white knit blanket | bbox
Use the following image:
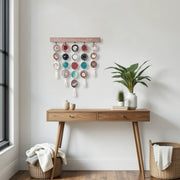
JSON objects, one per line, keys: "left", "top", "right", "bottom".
{"left": 26, "top": 143, "right": 67, "bottom": 172}
{"left": 153, "top": 144, "right": 173, "bottom": 170}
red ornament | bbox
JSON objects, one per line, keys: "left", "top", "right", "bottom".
{"left": 82, "top": 44, "right": 88, "bottom": 52}
{"left": 71, "top": 62, "right": 78, "bottom": 70}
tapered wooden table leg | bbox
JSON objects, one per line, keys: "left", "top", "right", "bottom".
{"left": 51, "top": 122, "right": 65, "bottom": 179}
{"left": 132, "top": 122, "right": 145, "bottom": 179}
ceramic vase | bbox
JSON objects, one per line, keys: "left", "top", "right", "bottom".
{"left": 118, "top": 101, "right": 124, "bottom": 107}
{"left": 126, "top": 93, "right": 137, "bottom": 110}
{"left": 63, "top": 100, "right": 69, "bottom": 110}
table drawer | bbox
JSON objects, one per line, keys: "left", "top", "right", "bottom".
{"left": 98, "top": 112, "right": 150, "bottom": 121}
{"left": 47, "top": 112, "right": 97, "bottom": 121}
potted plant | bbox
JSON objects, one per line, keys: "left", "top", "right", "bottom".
{"left": 118, "top": 91, "right": 124, "bottom": 106}
{"left": 106, "top": 61, "right": 151, "bottom": 109}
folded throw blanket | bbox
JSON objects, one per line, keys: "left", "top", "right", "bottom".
{"left": 153, "top": 144, "right": 173, "bottom": 170}
{"left": 26, "top": 143, "right": 67, "bottom": 172}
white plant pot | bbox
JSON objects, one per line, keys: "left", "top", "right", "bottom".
{"left": 126, "top": 93, "right": 137, "bottom": 110}
{"left": 118, "top": 101, "right": 124, "bottom": 107}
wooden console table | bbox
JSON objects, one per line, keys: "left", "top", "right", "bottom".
{"left": 46, "top": 109, "right": 150, "bottom": 179}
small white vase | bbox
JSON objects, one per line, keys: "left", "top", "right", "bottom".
{"left": 62, "top": 100, "right": 70, "bottom": 110}
{"left": 126, "top": 93, "right": 137, "bottom": 110}
{"left": 118, "top": 101, "right": 124, "bottom": 107}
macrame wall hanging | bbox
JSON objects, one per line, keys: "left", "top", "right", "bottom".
{"left": 50, "top": 37, "right": 101, "bottom": 97}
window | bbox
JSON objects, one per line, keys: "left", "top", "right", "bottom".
{"left": 0, "top": 0, "right": 9, "bottom": 150}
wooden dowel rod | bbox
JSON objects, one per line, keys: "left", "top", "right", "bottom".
{"left": 50, "top": 37, "right": 101, "bottom": 43}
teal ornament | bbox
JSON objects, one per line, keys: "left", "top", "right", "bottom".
{"left": 62, "top": 62, "right": 69, "bottom": 69}
{"left": 71, "top": 71, "right": 78, "bottom": 79}
{"left": 81, "top": 62, "right": 87, "bottom": 69}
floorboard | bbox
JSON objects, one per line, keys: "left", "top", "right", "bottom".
{"left": 10, "top": 170, "right": 177, "bottom": 180}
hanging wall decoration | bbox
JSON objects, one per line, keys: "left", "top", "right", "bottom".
{"left": 62, "top": 43, "right": 69, "bottom": 52}
{"left": 72, "top": 44, "right": 79, "bottom": 52}
{"left": 72, "top": 54, "right": 78, "bottom": 61}
{"left": 53, "top": 62, "right": 60, "bottom": 79}
{"left": 62, "top": 53, "right": 69, "bottom": 60}
{"left": 71, "top": 79, "right": 78, "bottom": 97}
{"left": 50, "top": 37, "right": 101, "bottom": 97}
{"left": 62, "top": 69, "right": 70, "bottom": 87}
{"left": 91, "top": 61, "right": 97, "bottom": 77}
{"left": 80, "top": 70, "right": 88, "bottom": 88}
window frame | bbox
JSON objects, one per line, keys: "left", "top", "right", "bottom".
{"left": 0, "top": 0, "right": 9, "bottom": 150}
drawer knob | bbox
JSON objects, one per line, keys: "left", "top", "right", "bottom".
{"left": 69, "top": 115, "right": 74, "bottom": 118}
{"left": 122, "top": 115, "right": 126, "bottom": 119}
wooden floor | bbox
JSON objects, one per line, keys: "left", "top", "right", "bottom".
{"left": 10, "top": 170, "right": 170, "bottom": 180}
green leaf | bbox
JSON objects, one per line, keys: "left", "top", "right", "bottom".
{"left": 136, "top": 65, "right": 150, "bottom": 78}
{"left": 114, "top": 63, "right": 127, "bottom": 71}
{"left": 111, "top": 72, "right": 121, "bottom": 74}
{"left": 106, "top": 67, "right": 124, "bottom": 72}
{"left": 139, "top": 81, "right": 148, "bottom": 87}
{"left": 112, "top": 75, "right": 122, "bottom": 78}
{"left": 137, "top": 76, "right": 151, "bottom": 81}
{"left": 127, "top": 63, "right": 138, "bottom": 72}
{"left": 136, "top": 61, "right": 149, "bottom": 73}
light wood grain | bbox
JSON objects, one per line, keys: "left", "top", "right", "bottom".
{"left": 47, "top": 109, "right": 149, "bottom": 113}
{"left": 10, "top": 170, "right": 172, "bottom": 180}
{"left": 51, "top": 122, "right": 65, "bottom": 179}
{"left": 47, "top": 112, "right": 97, "bottom": 122}
{"left": 98, "top": 112, "right": 149, "bottom": 121}
{"left": 47, "top": 109, "right": 150, "bottom": 122}
{"left": 50, "top": 37, "right": 101, "bottom": 43}
{"left": 133, "top": 122, "right": 145, "bottom": 178}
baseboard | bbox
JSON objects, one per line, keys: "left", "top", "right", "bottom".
{"left": 0, "top": 159, "right": 19, "bottom": 180}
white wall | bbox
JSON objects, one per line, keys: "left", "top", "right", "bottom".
{"left": 0, "top": 0, "right": 19, "bottom": 179}
{"left": 19, "top": 0, "right": 180, "bottom": 170}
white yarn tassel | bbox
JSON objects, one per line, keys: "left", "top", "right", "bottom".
{"left": 83, "top": 79, "right": 87, "bottom": 88}
{"left": 64, "top": 79, "right": 68, "bottom": 87}
{"left": 73, "top": 88, "right": 77, "bottom": 97}
{"left": 92, "top": 68, "right": 96, "bottom": 77}
{"left": 55, "top": 70, "right": 59, "bottom": 79}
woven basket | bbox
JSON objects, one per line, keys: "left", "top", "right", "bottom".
{"left": 150, "top": 140, "right": 180, "bottom": 179}
{"left": 27, "top": 158, "right": 62, "bottom": 179}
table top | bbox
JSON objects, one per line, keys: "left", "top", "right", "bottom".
{"left": 47, "top": 109, "right": 149, "bottom": 113}
{"left": 46, "top": 109, "right": 150, "bottom": 122}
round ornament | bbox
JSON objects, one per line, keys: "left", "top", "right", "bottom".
{"left": 72, "top": 44, "right": 79, "bottom": 52}
{"left": 71, "top": 79, "right": 78, "bottom": 88}
{"left": 53, "top": 52, "right": 60, "bottom": 60}
{"left": 71, "top": 62, "right": 78, "bottom": 70}
{"left": 62, "top": 53, "right": 69, "bottom": 60}
{"left": 81, "top": 53, "right": 88, "bottom": 61}
{"left": 62, "top": 43, "right": 69, "bottom": 52}
{"left": 80, "top": 70, "right": 88, "bottom": 78}
{"left": 61, "top": 69, "right": 70, "bottom": 78}
{"left": 53, "top": 44, "right": 60, "bottom": 52}
{"left": 53, "top": 61, "right": 60, "bottom": 70}
{"left": 72, "top": 54, "right": 78, "bottom": 61}
{"left": 90, "top": 52, "right": 97, "bottom": 59}
{"left": 91, "top": 44, "right": 98, "bottom": 51}
{"left": 81, "top": 62, "right": 87, "bottom": 69}
{"left": 71, "top": 71, "right": 78, "bottom": 78}
{"left": 91, "top": 61, "right": 97, "bottom": 68}
{"left": 62, "top": 62, "right": 69, "bottom": 69}
{"left": 82, "top": 44, "right": 88, "bottom": 52}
